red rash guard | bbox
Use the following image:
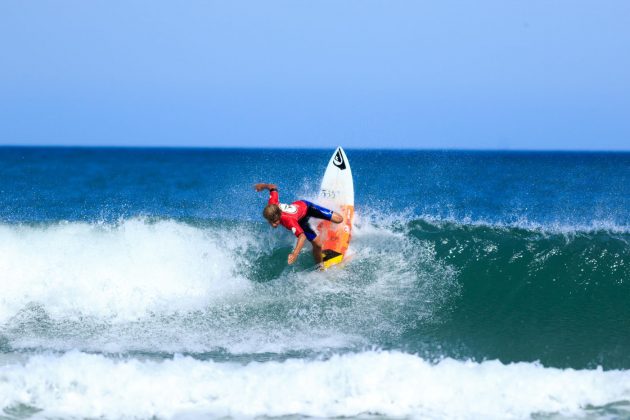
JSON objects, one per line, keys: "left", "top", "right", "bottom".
{"left": 268, "top": 189, "right": 308, "bottom": 237}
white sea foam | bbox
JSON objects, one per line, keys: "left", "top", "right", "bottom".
{"left": 0, "top": 218, "right": 456, "bottom": 355}
{"left": 0, "top": 219, "right": 251, "bottom": 323}
{"left": 415, "top": 213, "right": 630, "bottom": 235}
{"left": 356, "top": 206, "right": 630, "bottom": 235}
{"left": 0, "top": 350, "right": 629, "bottom": 419}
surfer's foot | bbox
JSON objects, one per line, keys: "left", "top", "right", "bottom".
{"left": 331, "top": 212, "right": 343, "bottom": 224}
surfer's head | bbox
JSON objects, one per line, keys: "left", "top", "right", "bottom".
{"left": 263, "top": 204, "right": 282, "bottom": 227}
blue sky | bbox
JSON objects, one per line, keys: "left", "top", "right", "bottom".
{"left": 1, "top": 1, "right": 629, "bottom": 150}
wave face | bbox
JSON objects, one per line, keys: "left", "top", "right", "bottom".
{"left": 406, "top": 219, "right": 630, "bottom": 368}
{"left": 1, "top": 217, "right": 629, "bottom": 370}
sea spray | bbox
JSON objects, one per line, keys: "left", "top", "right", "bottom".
{"left": 0, "top": 217, "right": 458, "bottom": 355}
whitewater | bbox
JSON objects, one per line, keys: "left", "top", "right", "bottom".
{"left": 2, "top": 350, "right": 630, "bottom": 419}
{"left": 1, "top": 148, "right": 629, "bottom": 419}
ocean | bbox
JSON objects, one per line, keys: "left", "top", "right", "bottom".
{"left": 0, "top": 147, "right": 629, "bottom": 419}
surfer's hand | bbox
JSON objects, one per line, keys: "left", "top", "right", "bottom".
{"left": 288, "top": 252, "right": 297, "bottom": 265}
{"left": 254, "top": 183, "right": 277, "bottom": 192}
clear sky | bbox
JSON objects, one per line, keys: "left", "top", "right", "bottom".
{"left": 1, "top": 1, "right": 629, "bottom": 150}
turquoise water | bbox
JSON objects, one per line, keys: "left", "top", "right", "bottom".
{"left": 0, "top": 147, "right": 629, "bottom": 418}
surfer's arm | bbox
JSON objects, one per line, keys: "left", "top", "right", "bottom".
{"left": 255, "top": 183, "right": 280, "bottom": 205}
{"left": 254, "top": 183, "right": 278, "bottom": 192}
{"left": 288, "top": 233, "right": 307, "bottom": 265}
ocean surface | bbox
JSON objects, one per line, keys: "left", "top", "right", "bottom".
{"left": 0, "top": 147, "right": 629, "bottom": 419}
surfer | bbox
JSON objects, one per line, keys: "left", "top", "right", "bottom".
{"left": 254, "top": 183, "right": 343, "bottom": 265}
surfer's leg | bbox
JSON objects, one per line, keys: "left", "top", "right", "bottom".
{"left": 311, "top": 236, "right": 323, "bottom": 264}
{"left": 298, "top": 217, "right": 317, "bottom": 241}
{"left": 303, "top": 201, "right": 343, "bottom": 223}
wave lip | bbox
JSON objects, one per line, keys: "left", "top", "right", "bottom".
{"left": 1, "top": 351, "right": 630, "bottom": 419}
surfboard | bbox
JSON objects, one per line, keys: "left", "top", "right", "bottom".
{"left": 317, "top": 147, "right": 354, "bottom": 269}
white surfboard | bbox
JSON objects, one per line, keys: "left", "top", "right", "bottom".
{"left": 317, "top": 147, "right": 354, "bottom": 269}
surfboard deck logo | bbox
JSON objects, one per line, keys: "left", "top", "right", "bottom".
{"left": 317, "top": 147, "right": 354, "bottom": 269}
{"left": 333, "top": 150, "right": 346, "bottom": 170}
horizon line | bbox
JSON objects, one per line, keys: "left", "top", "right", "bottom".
{"left": 1, "top": 144, "right": 629, "bottom": 153}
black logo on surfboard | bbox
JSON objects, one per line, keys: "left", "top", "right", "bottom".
{"left": 333, "top": 149, "right": 346, "bottom": 170}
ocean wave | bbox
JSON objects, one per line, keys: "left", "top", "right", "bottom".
{"left": 0, "top": 219, "right": 252, "bottom": 323}
{"left": 354, "top": 208, "right": 630, "bottom": 235}
{"left": 1, "top": 217, "right": 628, "bottom": 367}
{"left": 1, "top": 350, "right": 629, "bottom": 419}
{"left": 0, "top": 218, "right": 458, "bottom": 355}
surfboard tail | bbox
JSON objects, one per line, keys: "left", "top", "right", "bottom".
{"left": 321, "top": 249, "right": 344, "bottom": 269}
{"left": 318, "top": 205, "right": 354, "bottom": 269}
